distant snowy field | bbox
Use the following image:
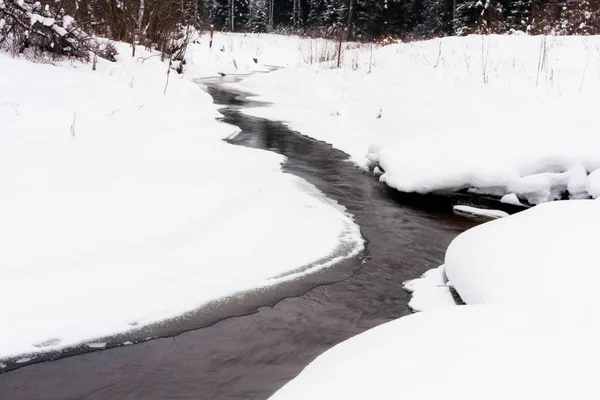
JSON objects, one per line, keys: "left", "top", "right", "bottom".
{"left": 234, "top": 34, "right": 600, "bottom": 205}
{"left": 0, "top": 40, "right": 363, "bottom": 360}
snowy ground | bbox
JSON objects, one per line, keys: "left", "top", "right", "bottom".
{"left": 273, "top": 198, "right": 600, "bottom": 399}
{"left": 269, "top": 305, "right": 600, "bottom": 399}
{"left": 232, "top": 34, "right": 600, "bottom": 205}
{"left": 0, "top": 41, "right": 363, "bottom": 360}
{"left": 183, "top": 32, "right": 344, "bottom": 78}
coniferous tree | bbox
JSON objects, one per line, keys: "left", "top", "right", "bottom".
{"left": 248, "top": 0, "right": 270, "bottom": 31}
{"left": 506, "top": 0, "right": 532, "bottom": 31}
{"left": 210, "top": 0, "right": 229, "bottom": 28}
{"left": 418, "top": 0, "right": 453, "bottom": 36}
{"left": 454, "top": 0, "right": 483, "bottom": 33}
{"left": 355, "top": 0, "right": 386, "bottom": 37}
{"left": 566, "top": 0, "right": 600, "bottom": 34}
{"left": 308, "top": 0, "right": 328, "bottom": 29}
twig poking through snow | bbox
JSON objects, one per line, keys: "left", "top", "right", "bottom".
{"left": 580, "top": 39, "right": 594, "bottom": 93}
{"left": 1, "top": 102, "right": 20, "bottom": 116}
{"left": 70, "top": 112, "right": 76, "bottom": 138}
{"left": 164, "top": 59, "right": 172, "bottom": 95}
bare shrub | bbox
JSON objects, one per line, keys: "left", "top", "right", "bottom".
{"left": 300, "top": 38, "right": 338, "bottom": 65}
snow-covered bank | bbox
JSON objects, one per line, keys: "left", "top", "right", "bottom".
{"left": 234, "top": 35, "right": 600, "bottom": 204}
{"left": 269, "top": 305, "right": 600, "bottom": 399}
{"left": 445, "top": 199, "right": 600, "bottom": 309}
{"left": 402, "top": 265, "right": 455, "bottom": 312}
{"left": 408, "top": 199, "right": 600, "bottom": 312}
{"left": 0, "top": 42, "right": 363, "bottom": 360}
{"left": 271, "top": 183, "right": 600, "bottom": 398}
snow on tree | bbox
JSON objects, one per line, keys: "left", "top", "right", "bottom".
{"left": 506, "top": 0, "right": 532, "bottom": 32}
{"left": 248, "top": 0, "right": 269, "bottom": 31}
{"left": 307, "top": 0, "right": 327, "bottom": 29}
{"left": 210, "top": 0, "right": 229, "bottom": 29}
{"left": 355, "top": 0, "right": 386, "bottom": 37}
{"left": 0, "top": 0, "right": 95, "bottom": 59}
{"left": 564, "top": 0, "right": 600, "bottom": 34}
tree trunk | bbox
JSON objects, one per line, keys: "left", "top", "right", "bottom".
{"left": 133, "top": 0, "right": 145, "bottom": 57}
{"left": 346, "top": 0, "right": 354, "bottom": 40}
{"left": 180, "top": 0, "right": 185, "bottom": 24}
{"left": 452, "top": 0, "right": 457, "bottom": 33}
{"left": 337, "top": 29, "right": 343, "bottom": 68}
{"left": 229, "top": 0, "right": 235, "bottom": 31}
{"left": 192, "top": 0, "right": 199, "bottom": 27}
{"left": 293, "top": 0, "right": 300, "bottom": 27}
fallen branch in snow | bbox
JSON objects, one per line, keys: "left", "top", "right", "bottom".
{"left": 137, "top": 54, "right": 161, "bottom": 64}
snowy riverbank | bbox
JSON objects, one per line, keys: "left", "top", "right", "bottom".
{"left": 0, "top": 40, "right": 363, "bottom": 360}
{"left": 270, "top": 198, "right": 600, "bottom": 399}
{"left": 234, "top": 34, "right": 600, "bottom": 205}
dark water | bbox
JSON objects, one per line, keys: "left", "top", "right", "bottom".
{"left": 0, "top": 78, "right": 478, "bottom": 399}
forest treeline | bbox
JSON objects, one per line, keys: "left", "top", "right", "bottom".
{"left": 1, "top": 0, "right": 599, "bottom": 60}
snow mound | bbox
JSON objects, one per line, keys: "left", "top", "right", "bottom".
{"left": 269, "top": 305, "right": 600, "bottom": 400}
{"left": 586, "top": 169, "right": 600, "bottom": 198}
{"left": 500, "top": 193, "right": 523, "bottom": 205}
{"left": 402, "top": 266, "right": 455, "bottom": 312}
{"left": 445, "top": 199, "right": 600, "bottom": 309}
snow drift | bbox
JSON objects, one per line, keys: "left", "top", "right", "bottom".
{"left": 445, "top": 199, "right": 600, "bottom": 310}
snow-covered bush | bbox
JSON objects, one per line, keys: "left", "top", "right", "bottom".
{"left": 0, "top": 0, "right": 95, "bottom": 59}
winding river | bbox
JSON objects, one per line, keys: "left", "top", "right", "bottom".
{"left": 0, "top": 77, "right": 478, "bottom": 399}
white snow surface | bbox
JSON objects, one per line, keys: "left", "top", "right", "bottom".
{"left": 269, "top": 305, "right": 600, "bottom": 400}
{"left": 402, "top": 266, "right": 455, "bottom": 312}
{"left": 233, "top": 35, "right": 600, "bottom": 204}
{"left": 183, "top": 32, "right": 336, "bottom": 79}
{"left": 0, "top": 41, "right": 363, "bottom": 359}
{"left": 586, "top": 169, "right": 600, "bottom": 198}
{"left": 500, "top": 192, "right": 523, "bottom": 205}
{"left": 453, "top": 205, "right": 509, "bottom": 219}
{"left": 445, "top": 199, "right": 600, "bottom": 310}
